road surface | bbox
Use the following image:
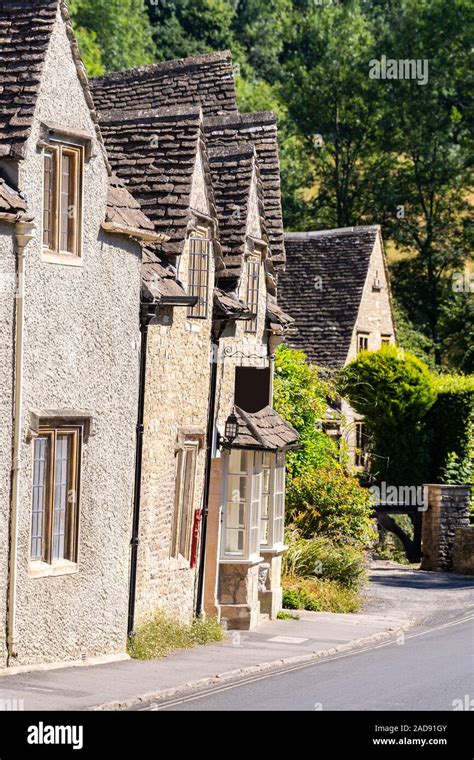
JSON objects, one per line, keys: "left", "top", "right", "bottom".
{"left": 152, "top": 615, "right": 474, "bottom": 711}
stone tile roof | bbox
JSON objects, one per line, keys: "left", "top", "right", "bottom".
{"left": 279, "top": 227, "right": 380, "bottom": 368}
{"left": 104, "top": 174, "right": 165, "bottom": 242}
{"left": 204, "top": 112, "right": 285, "bottom": 268}
{"left": 0, "top": 0, "right": 59, "bottom": 159}
{"left": 266, "top": 297, "right": 297, "bottom": 335}
{"left": 0, "top": 177, "right": 27, "bottom": 214}
{"left": 208, "top": 142, "right": 267, "bottom": 285}
{"left": 91, "top": 51, "right": 237, "bottom": 118}
{"left": 99, "top": 106, "right": 210, "bottom": 256}
{"left": 91, "top": 55, "right": 285, "bottom": 268}
{"left": 233, "top": 405, "right": 299, "bottom": 451}
{"left": 142, "top": 248, "right": 190, "bottom": 303}
{"left": 213, "top": 288, "right": 253, "bottom": 321}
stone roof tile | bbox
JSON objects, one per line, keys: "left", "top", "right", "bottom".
{"left": 279, "top": 227, "right": 380, "bottom": 368}
{"left": 233, "top": 405, "right": 300, "bottom": 451}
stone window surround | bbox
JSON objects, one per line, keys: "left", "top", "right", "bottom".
{"left": 171, "top": 428, "right": 206, "bottom": 567}
{"left": 38, "top": 122, "right": 93, "bottom": 268}
{"left": 27, "top": 411, "right": 93, "bottom": 579}
{"left": 27, "top": 409, "right": 96, "bottom": 442}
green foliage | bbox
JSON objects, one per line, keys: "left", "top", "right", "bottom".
{"left": 282, "top": 577, "right": 360, "bottom": 614}
{"left": 273, "top": 344, "right": 339, "bottom": 477}
{"left": 286, "top": 467, "right": 375, "bottom": 547}
{"left": 427, "top": 374, "right": 474, "bottom": 484}
{"left": 276, "top": 609, "right": 300, "bottom": 620}
{"left": 340, "top": 348, "right": 473, "bottom": 485}
{"left": 70, "top": 0, "right": 155, "bottom": 73}
{"left": 282, "top": 529, "right": 367, "bottom": 590}
{"left": 127, "top": 612, "right": 224, "bottom": 660}
{"left": 148, "top": 0, "right": 237, "bottom": 62}
{"left": 339, "top": 346, "right": 437, "bottom": 426}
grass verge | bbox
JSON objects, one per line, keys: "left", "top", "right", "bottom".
{"left": 283, "top": 576, "right": 361, "bottom": 613}
{"left": 128, "top": 612, "right": 225, "bottom": 660}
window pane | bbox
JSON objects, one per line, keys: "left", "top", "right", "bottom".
{"left": 245, "top": 258, "right": 260, "bottom": 333}
{"left": 53, "top": 434, "right": 70, "bottom": 560}
{"left": 227, "top": 475, "right": 246, "bottom": 503}
{"left": 187, "top": 237, "right": 210, "bottom": 319}
{"left": 225, "top": 528, "right": 244, "bottom": 554}
{"left": 31, "top": 436, "right": 49, "bottom": 560}
{"left": 229, "top": 449, "right": 248, "bottom": 475}
{"left": 60, "top": 153, "right": 72, "bottom": 252}
{"left": 43, "top": 153, "right": 55, "bottom": 248}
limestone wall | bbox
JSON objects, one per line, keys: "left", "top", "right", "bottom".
{"left": 421, "top": 485, "right": 471, "bottom": 571}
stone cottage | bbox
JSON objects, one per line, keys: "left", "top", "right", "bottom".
{"left": 0, "top": 0, "right": 164, "bottom": 667}
{"left": 93, "top": 52, "right": 299, "bottom": 631}
{"left": 279, "top": 227, "right": 396, "bottom": 467}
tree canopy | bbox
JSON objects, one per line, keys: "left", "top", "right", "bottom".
{"left": 69, "top": 0, "right": 474, "bottom": 372}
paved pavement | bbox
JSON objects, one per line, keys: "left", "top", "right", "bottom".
{"left": 155, "top": 615, "right": 474, "bottom": 711}
{"left": 0, "top": 563, "right": 471, "bottom": 711}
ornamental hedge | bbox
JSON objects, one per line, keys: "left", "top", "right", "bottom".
{"left": 339, "top": 348, "right": 473, "bottom": 486}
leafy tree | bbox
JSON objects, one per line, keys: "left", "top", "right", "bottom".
{"left": 371, "top": 0, "right": 474, "bottom": 366}
{"left": 146, "top": 0, "right": 237, "bottom": 62}
{"left": 70, "top": 0, "right": 155, "bottom": 73}
{"left": 278, "top": 0, "right": 388, "bottom": 229}
{"left": 273, "top": 344, "right": 338, "bottom": 478}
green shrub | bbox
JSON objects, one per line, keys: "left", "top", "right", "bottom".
{"left": 277, "top": 610, "right": 300, "bottom": 620}
{"left": 286, "top": 468, "right": 375, "bottom": 547}
{"left": 127, "top": 612, "right": 225, "bottom": 660}
{"left": 339, "top": 346, "right": 437, "bottom": 426}
{"left": 273, "top": 344, "right": 342, "bottom": 478}
{"left": 427, "top": 375, "right": 474, "bottom": 484}
{"left": 282, "top": 577, "right": 360, "bottom": 613}
{"left": 282, "top": 530, "right": 367, "bottom": 590}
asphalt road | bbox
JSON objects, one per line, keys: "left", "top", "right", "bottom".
{"left": 154, "top": 615, "right": 474, "bottom": 711}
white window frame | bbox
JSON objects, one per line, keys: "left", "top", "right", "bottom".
{"left": 259, "top": 451, "right": 286, "bottom": 552}
{"left": 221, "top": 449, "right": 263, "bottom": 563}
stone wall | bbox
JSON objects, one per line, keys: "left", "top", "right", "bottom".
{"left": 452, "top": 527, "right": 474, "bottom": 575}
{"left": 421, "top": 485, "right": 471, "bottom": 571}
{"left": 135, "top": 154, "right": 215, "bottom": 625}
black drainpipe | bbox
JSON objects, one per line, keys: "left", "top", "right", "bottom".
{"left": 128, "top": 302, "right": 155, "bottom": 636}
{"left": 195, "top": 322, "right": 224, "bottom": 616}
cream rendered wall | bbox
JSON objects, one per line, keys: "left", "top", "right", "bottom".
{"left": 11, "top": 8, "right": 142, "bottom": 665}
{"left": 343, "top": 230, "right": 395, "bottom": 463}
{"left": 0, "top": 223, "right": 15, "bottom": 666}
{"left": 135, "top": 144, "right": 215, "bottom": 623}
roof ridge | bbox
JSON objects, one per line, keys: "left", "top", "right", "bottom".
{"left": 284, "top": 226, "right": 380, "bottom": 239}
{"left": 93, "top": 50, "right": 234, "bottom": 85}
{"left": 100, "top": 105, "right": 203, "bottom": 124}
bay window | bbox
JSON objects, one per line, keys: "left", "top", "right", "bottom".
{"left": 221, "top": 448, "right": 287, "bottom": 561}
{"left": 260, "top": 451, "right": 285, "bottom": 550}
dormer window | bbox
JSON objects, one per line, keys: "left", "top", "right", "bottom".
{"left": 187, "top": 230, "right": 211, "bottom": 319}
{"left": 244, "top": 256, "right": 260, "bottom": 333}
{"left": 42, "top": 144, "right": 83, "bottom": 257}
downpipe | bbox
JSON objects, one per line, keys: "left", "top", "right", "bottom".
{"left": 6, "top": 215, "right": 35, "bottom": 664}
